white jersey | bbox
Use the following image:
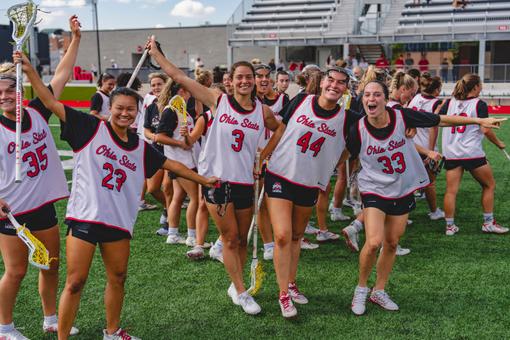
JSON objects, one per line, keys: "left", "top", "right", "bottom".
{"left": 442, "top": 97, "right": 485, "bottom": 160}
{"left": 137, "top": 93, "right": 157, "bottom": 140}
{"left": 163, "top": 112, "right": 197, "bottom": 169}
{"left": 198, "top": 94, "right": 264, "bottom": 185}
{"left": 200, "top": 110, "right": 214, "bottom": 148}
{"left": 387, "top": 100, "right": 401, "bottom": 109}
{"left": 95, "top": 91, "right": 110, "bottom": 118}
{"left": 408, "top": 94, "right": 439, "bottom": 150}
{"left": 0, "top": 108, "right": 69, "bottom": 216}
{"left": 66, "top": 122, "right": 145, "bottom": 235}
{"left": 258, "top": 93, "right": 285, "bottom": 149}
{"left": 267, "top": 95, "right": 346, "bottom": 190}
{"left": 357, "top": 109, "right": 430, "bottom": 199}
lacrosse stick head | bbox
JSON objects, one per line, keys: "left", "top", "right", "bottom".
{"left": 248, "top": 259, "right": 264, "bottom": 296}
{"left": 5, "top": 211, "right": 55, "bottom": 270}
{"left": 7, "top": 1, "right": 38, "bottom": 48}
{"left": 168, "top": 95, "right": 188, "bottom": 124}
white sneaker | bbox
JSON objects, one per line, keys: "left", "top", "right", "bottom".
{"left": 396, "top": 245, "right": 411, "bottom": 256}
{"left": 328, "top": 200, "right": 335, "bottom": 213}
{"left": 138, "top": 202, "right": 157, "bottom": 211}
{"left": 341, "top": 224, "right": 360, "bottom": 252}
{"left": 209, "top": 243, "right": 224, "bottom": 263}
{"left": 186, "top": 245, "right": 205, "bottom": 260}
{"left": 227, "top": 283, "right": 240, "bottom": 305}
{"left": 202, "top": 242, "right": 212, "bottom": 249}
{"left": 316, "top": 230, "right": 340, "bottom": 242}
{"left": 351, "top": 286, "right": 370, "bottom": 315}
{"left": 428, "top": 208, "right": 445, "bottom": 220}
{"left": 103, "top": 328, "right": 140, "bottom": 340}
{"left": 279, "top": 293, "right": 297, "bottom": 318}
{"left": 445, "top": 224, "right": 459, "bottom": 236}
{"left": 166, "top": 233, "right": 186, "bottom": 244}
{"left": 159, "top": 213, "right": 167, "bottom": 225}
{"left": 0, "top": 328, "right": 29, "bottom": 340}
{"left": 407, "top": 219, "right": 413, "bottom": 225}
{"left": 300, "top": 238, "right": 319, "bottom": 250}
{"left": 155, "top": 226, "right": 168, "bottom": 236}
{"left": 263, "top": 247, "right": 274, "bottom": 261}
{"left": 331, "top": 210, "right": 350, "bottom": 222}
{"left": 185, "top": 236, "right": 196, "bottom": 247}
{"left": 369, "top": 290, "right": 399, "bottom": 311}
{"left": 238, "top": 292, "right": 261, "bottom": 315}
{"left": 288, "top": 282, "right": 308, "bottom": 304}
{"left": 304, "top": 223, "right": 320, "bottom": 235}
{"left": 482, "top": 221, "right": 509, "bottom": 234}
{"left": 342, "top": 198, "right": 354, "bottom": 208}
{"left": 43, "top": 321, "right": 79, "bottom": 336}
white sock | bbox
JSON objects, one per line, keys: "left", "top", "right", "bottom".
{"left": 43, "top": 314, "right": 57, "bottom": 325}
{"left": 187, "top": 229, "right": 196, "bottom": 238}
{"left": 215, "top": 238, "right": 223, "bottom": 248}
{"left": 139, "top": 200, "right": 145, "bottom": 205}
{"left": 483, "top": 213, "right": 494, "bottom": 224}
{"left": 0, "top": 322, "right": 15, "bottom": 333}
{"left": 168, "top": 227, "right": 179, "bottom": 236}
{"left": 445, "top": 218, "right": 455, "bottom": 226}
{"left": 352, "top": 220, "right": 363, "bottom": 232}
{"left": 263, "top": 242, "right": 274, "bottom": 251}
{"left": 332, "top": 207, "right": 342, "bottom": 214}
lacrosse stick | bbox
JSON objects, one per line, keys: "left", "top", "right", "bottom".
{"left": 169, "top": 95, "right": 188, "bottom": 124}
{"left": 247, "top": 152, "right": 264, "bottom": 296}
{"left": 502, "top": 149, "right": 510, "bottom": 161}
{"left": 127, "top": 49, "right": 148, "bottom": 89}
{"left": 2, "top": 208, "right": 56, "bottom": 270}
{"left": 7, "top": 1, "right": 38, "bottom": 183}
{"left": 247, "top": 184, "right": 265, "bottom": 243}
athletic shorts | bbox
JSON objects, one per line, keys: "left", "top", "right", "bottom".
{"left": 444, "top": 157, "right": 487, "bottom": 171}
{"left": 66, "top": 220, "right": 131, "bottom": 245}
{"left": 0, "top": 203, "right": 57, "bottom": 235}
{"left": 264, "top": 171, "right": 319, "bottom": 207}
{"left": 202, "top": 181, "right": 254, "bottom": 210}
{"left": 361, "top": 193, "right": 416, "bottom": 216}
{"left": 168, "top": 167, "right": 197, "bottom": 180}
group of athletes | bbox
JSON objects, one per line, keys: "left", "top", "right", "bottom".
{"left": 0, "top": 15, "right": 507, "bottom": 340}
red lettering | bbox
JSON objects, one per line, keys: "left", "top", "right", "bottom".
{"left": 317, "top": 123, "right": 336, "bottom": 137}
{"left": 7, "top": 140, "right": 31, "bottom": 154}
{"left": 96, "top": 145, "right": 118, "bottom": 161}
{"left": 219, "top": 114, "right": 239, "bottom": 125}
{"left": 240, "top": 118, "right": 259, "bottom": 131}
{"left": 296, "top": 115, "right": 315, "bottom": 128}
{"left": 367, "top": 145, "right": 386, "bottom": 155}
{"left": 387, "top": 138, "right": 406, "bottom": 151}
{"left": 119, "top": 155, "right": 137, "bottom": 172}
{"left": 32, "top": 130, "right": 47, "bottom": 145}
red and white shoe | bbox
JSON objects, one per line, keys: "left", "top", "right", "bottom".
{"left": 279, "top": 292, "right": 297, "bottom": 318}
{"left": 103, "top": 328, "right": 140, "bottom": 340}
{"left": 288, "top": 282, "right": 308, "bottom": 304}
{"left": 482, "top": 221, "right": 509, "bottom": 234}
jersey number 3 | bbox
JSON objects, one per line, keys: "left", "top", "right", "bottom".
{"left": 377, "top": 152, "right": 406, "bottom": 174}
{"left": 102, "top": 163, "right": 127, "bottom": 192}
{"left": 231, "top": 129, "right": 245, "bottom": 152}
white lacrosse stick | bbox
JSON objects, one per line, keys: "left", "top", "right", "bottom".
{"left": 127, "top": 48, "right": 148, "bottom": 88}
{"left": 502, "top": 149, "right": 510, "bottom": 161}
{"left": 3, "top": 209, "right": 55, "bottom": 270}
{"left": 7, "top": 1, "right": 38, "bottom": 183}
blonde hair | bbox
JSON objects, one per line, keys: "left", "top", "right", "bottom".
{"left": 195, "top": 69, "right": 213, "bottom": 87}
{"left": 389, "top": 71, "right": 417, "bottom": 93}
{"left": 0, "top": 62, "right": 16, "bottom": 75}
{"left": 452, "top": 73, "right": 480, "bottom": 100}
{"left": 358, "top": 66, "right": 387, "bottom": 92}
{"left": 148, "top": 72, "right": 168, "bottom": 83}
{"left": 157, "top": 79, "right": 174, "bottom": 113}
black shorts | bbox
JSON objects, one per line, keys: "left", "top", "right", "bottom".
{"left": 264, "top": 171, "right": 319, "bottom": 207}
{"left": 444, "top": 157, "right": 487, "bottom": 171}
{"left": 202, "top": 181, "right": 254, "bottom": 210}
{"left": 168, "top": 167, "right": 197, "bottom": 180}
{"left": 66, "top": 220, "right": 131, "bottom": 245}
{"left": 0, "top": 203, "right": 58, "bottom": 235}
{"left": 361, "top": 193, "right": 416, "bottom": 216}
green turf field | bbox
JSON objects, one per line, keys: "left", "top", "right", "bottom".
{"left": 2, "top": 115, "right": 510, "bottom": 339}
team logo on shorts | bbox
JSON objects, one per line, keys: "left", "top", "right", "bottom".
{"left": 272, "top": 181, "right": 282, "bottom": 194}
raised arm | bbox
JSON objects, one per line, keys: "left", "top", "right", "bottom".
{"left": 15, "top": 52, "right": 66, "bottom": 121}
{"left": 146, "top": 36, "right": 219, "bottom": 109}
{"left": 50, "top": 15, "right": 81, "bottom": 98}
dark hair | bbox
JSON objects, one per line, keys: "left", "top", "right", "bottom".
{"left": 109, "top": 87, "right": 141, "bottom": 107}
{"left": 365, "top": 80, "right": 389, "bottom": 100}
{"left": 305, "top": 72, "right": 322, "bottom": 95}
{"left": 453, "top": 73, "right": 480, "bottom": 100}
{"left": 169, "top": 79, "right": 184, "bottom": 97}
{"left": 230, "top": 61, "right": 255, "bottom": 78}
{"left": 420, "top": 73, "right": 442, "bottom": 95}
{"left": 276, "top": 70, "right": 289, "bottom": 80}
{"left": 407, "top": 68, "right": 421, "bottom": 80}
{"left": 116, "top": 72, "right": 141, "bottom": 91}
{"left": 97, "top": 73, "right": 115, "bottom": 87}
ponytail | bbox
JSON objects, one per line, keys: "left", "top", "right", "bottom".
{"left": 452, "top": 73, "right": 480, "bottom": 100}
